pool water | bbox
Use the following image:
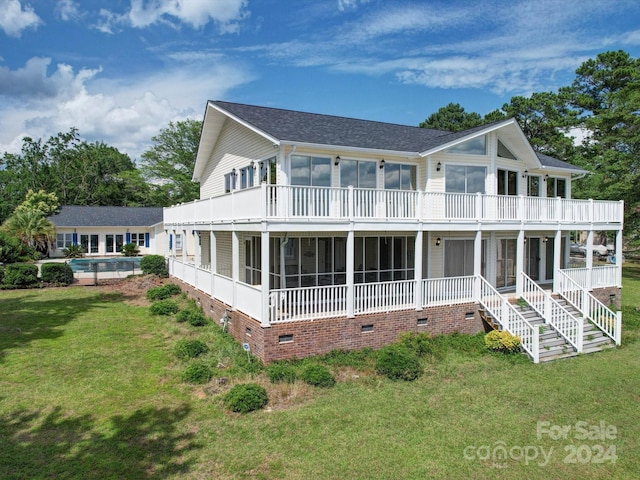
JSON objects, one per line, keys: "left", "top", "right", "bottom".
{"left": 68, "top": 257, "right": 142, "bottom": 273}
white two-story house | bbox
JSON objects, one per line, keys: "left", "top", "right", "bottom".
{"left": 164, "top": 101, "right": 623, "bottom": 363}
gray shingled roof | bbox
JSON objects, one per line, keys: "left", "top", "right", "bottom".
{"left": 48, "top": 206, "right": 163, "bottom": 227}
{"left": 213, "top": 101, "right": 580, "bottom": 171}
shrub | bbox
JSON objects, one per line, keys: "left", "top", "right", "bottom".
{"left": 121, "top": 242, "right": 140, "bottom": 257}
{"left": 40, "top": 262, "right": 74, "bottom": 285}
{"left": 266, "top": 363, "right": 297, "bottom": 384}
{"left": 174, "top": 339, "right": 209, "bottom": 361}
{"left": 181, "top": 362, "right": 213, "bottom": 384}
{"left": 300, "top": 364, "right": 336, "bottom": 387}
{"left": 0, "top": 266, "right": 4, "bottom": 284}
{"left": 140, "top": 255, "right": 168, "bottom": 277}
{"left": 223, "top": 383, "right": 268, "bottom": 413}
{"left": 484, "top": 330, "right": 522, "bottom": 353}
{"left": 3, "top": 263, "right": 39, "bottom": 288}
{"left": 375, "top": 344, "right": 422, "bottom": 381}
{"left": 0, "top": 231, "right": 39, "bottom": 263}
{"left": 149, "top": 299, "right": 179, "bottom": 316}
{"left": 146, "top": 283, "right": 181, "bottom": 301}
{"left": 62, "top": 244, "right": 84, "bottom": 258}
{"left": 397, "top": 332, "right": 433, "bottom": 357}
{"left": 175, "top": 309, "right": 208, "bottom": 326}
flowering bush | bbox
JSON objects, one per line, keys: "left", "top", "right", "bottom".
{"left": 484, "top": 330, "right": 521, "bottom": 353}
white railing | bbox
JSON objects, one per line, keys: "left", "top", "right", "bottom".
{"left": 421, "top": 276, "right": 475, "bottom": 307}
{"left": 478, "top": 276, "right": 539, "bottom": 363}
{"left": 269, "top": 284, "right": 348, "bottom": 323}
{"left": 354, "top": 280, "right": 415, "bottom": 314}
{"left": 560, "top": 265, "right": 620, "bottom": 289}
{"left": 164, "top": 185, "right": 624, "bottom": 225}
{"left": 556, "top": 269, "right": 621, "bottom": 345}
{"left": 521, "top": 272, "right": 583, "bottom": 351}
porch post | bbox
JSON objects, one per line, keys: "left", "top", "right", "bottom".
{"left": 194, "top": 230, "right": 201, "bottom": 269}
{"left": 585, "top": 229, "right": 594, "bottom": 289}
{"left": 346, "top": 229, "right": 355, "bottom": 318}
{"left": 616, "top": 229, "right": 623, "bottom": 288}
{"left": 210, "top": 231, "right": 217, "bottom": 295}
{"left": 553, "top": 230, "right": 561, "bottom": 293}
{"left": 474, "top": 230, "right": 482, "bottom": 299}
{"left": 414, "top": 230, "right": 423, "bottom": 310}
{"left": 181, "top": 230, "right": 187, "bottom": 264}
{"left": 232, "top": 230, "right": 239, "bottom": 310}
{"left": 516, "top": 230, "right": 525, "bottom": 297}
{"left": 261, "top": 230, "right": 270, "bottom": 327}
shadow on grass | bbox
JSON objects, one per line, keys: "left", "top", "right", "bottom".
{"left": 0, "top": 404, "right": 199, "bottom": 479}
{"left": 0, "top": 292, "right": 115, "bottom": 363}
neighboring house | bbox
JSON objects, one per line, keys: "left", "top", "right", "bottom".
{"left": 164, "top": 101, "right": 624, "bottom": 364}
{"left": 48, "top": 206, "right": 165, "bottom": 257}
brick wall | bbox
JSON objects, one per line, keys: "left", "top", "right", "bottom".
{"left": 591, "top": 286, "right": 622, "bottom": 310}
{"left": 171, "top": 278, "right": 484, "bottom": 363}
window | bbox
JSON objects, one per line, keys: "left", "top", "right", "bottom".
{"left": 244, "top": 237, "right": 262, "bottom": 285}
{"left": 340, "top": 159, "right": 376, "bottom": 188}
{"left": 224, "top": 171, "right": 236, "bottom": 193}
{"left": 175, "top": 234, "right": 183, "bottom": 250}
{"left": 291, "top": 155, "right": 331, "bottom": 186}
{"left": 239, "top": 165, "right": 255, "bottom": 189}
{"left": 354, "top": 236, "right": 414, "bottom": 283}
{"left": 497, "top": 139, "right": 517, "bottom": 160}
{"left": 497, "top": 169, "right": 518, "bottom": 196}
{"left": 131, "top": 233, "right": 145, "bottom": 246}
{"left": 260, "top": 157, "right": 277, "bottom": 184}
{"left": 527, "top": 176, "right": 541, "bottom": 197}
{"left": 445, "top": 136, "right": 487, "bottom": 155}
{"left": 56, "top": 233, "right": 74, "bottom": 249}
{"left": 283, "top": 237, "right": 347, "bottom": 288}
{"left": 106, "top": 234, "right": 124, "bottom": 253}
{"left": 445, "top": 165, "right": 486, "bottom": 193}
{"left": 547, "top": 177, "right": 567, "bottom": 198}
{"left": 384, "top": 163, "right": 416, "bottom": 190}
{"left": 444, "top": 239, "right": 486, "bottom": 278}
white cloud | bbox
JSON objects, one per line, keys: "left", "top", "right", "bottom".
{"left": 0, "top": 0, "right": 42, "bottom": 37}
{"left": 337, "top": 0, "right": 369, "bottom": 12}
{"left": 98, "top": 0, "right": 249, "bottom": 33}
{"left": 56, "top": 0, "right": 81, "bottom": 22}
{"left": 0, "top": 55, "right": 254, "bottom": 160}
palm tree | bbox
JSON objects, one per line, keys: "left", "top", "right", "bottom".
{"left": 2, "top": 208, "right": 56, "bottom": 252}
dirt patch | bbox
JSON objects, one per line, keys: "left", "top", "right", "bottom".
{"left": 91, "top": 275, "right": 171, "bottom": 306}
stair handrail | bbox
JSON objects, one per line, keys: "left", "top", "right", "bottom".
{"left": 520, "top": 272, "right": 583, "bottom": 352}
{"left": 556, "top": 269, "right": 621, "bottom": 345}
{"left": 477, "top": 275, "right": 539, "bottom": 363}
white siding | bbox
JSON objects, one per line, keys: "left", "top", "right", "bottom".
{"left": 216, "top": 231, "right": 232, "bottom": 277}
{"left": 199, "top": 120, "right": 275, "bottom": 199}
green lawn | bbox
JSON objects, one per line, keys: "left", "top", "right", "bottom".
{"left": 1, "top": 270, "right": 639, "bottom": 480}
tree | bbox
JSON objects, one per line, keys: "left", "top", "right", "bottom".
{"left": 140, "top": 120, "right": 202, "bottom": 206}
{"left": 419, "top": 103, "right": 483, "bottom": 132}
{"left": 2, "top": 208, "right": 55, "bottom": 251}
{"left": 15, "top": 190, "right": 59, "bottom": 217}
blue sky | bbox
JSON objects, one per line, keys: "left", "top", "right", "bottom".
{"left": 1, "top": 0, "right": 640, "bottom": 161}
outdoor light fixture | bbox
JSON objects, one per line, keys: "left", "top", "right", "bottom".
{"left": 543, "top": 236, "right": 549, "bottom": 243}
{"left": 435, "top": 237, "right": 441, "bottom": 246}
{"left": 334, "top": 155, "right": 340, "bottom": 166}
{"left": 522, "top": 170, "right": 528, "bottom": 178}
{"left": 379, "top": 158, "right": 385, "bottom": 169}
{"left": 231, "top": 168, "right": 237, "bottom": 177}
{"left": 436, "top": 162, "right": 442, "bottom": 172}
{"left": 544, "top": 174, "right": 549, "bottom": 182}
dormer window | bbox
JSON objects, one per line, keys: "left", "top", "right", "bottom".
{"left": 445, "top": 136, "right": 486, "bottom": 155}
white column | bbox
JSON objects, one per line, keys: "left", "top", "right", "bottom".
{"left": 553, "top": 230, "right": 562, "bottom": 293}
{"left": 181, "top": 230, "right": 187, "bottom": 264}
{"left": 194, "top": 230, "right": 201, "bottom": 268}
{"left": 414, "top": 230, "right": 423, "bottom": 310}
{"left": 210, "top": 231, "right": 217, "bottom": 295}
{"left": 585, "top": 230, "right": 594, "bottom": 290}
{"left": 346, "top": 229, "right": 355, "bottom": 318}
{"left": 616, "top": 229, "right": 623, "bottom": 288}
{"left": 261, "top": 230, "right": 270, "bottom": 327}
{"left": 232, "top": 230, "right": 239, "bottom": 310}
{"left": 473, "top": 230, "right": 482, "bottom": 299}
{"left": 516, "top": 230, "right": 525, "bottom": 296}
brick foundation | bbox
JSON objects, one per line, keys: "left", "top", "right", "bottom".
{"left": 591, "top": 286, "right": 622, "bottom": 310}
{"left": 171, "top": 278, "right": 484, "bottom": 363}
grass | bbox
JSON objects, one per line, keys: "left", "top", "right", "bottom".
{"left": 1, "top": 271, "right": 640, "bottom": 479}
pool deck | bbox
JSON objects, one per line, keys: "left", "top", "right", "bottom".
{"left": 36, "top": 257, "right": 142, "bottom": 285}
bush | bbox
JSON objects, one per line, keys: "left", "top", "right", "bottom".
{"left": 484, "top": 330, "right": 522, "bottom": 353}
{"left": 3, "top": 263, "right": 39, "bottom": 288}
{"left": 174, "top": 339, "right": 209, "bottom": 361}
{"left": 146, "top": 283, "right": 181, "bottom": 301}
{"left": 181, "top": 362, "right": 213, "bottom": 384}
{"left": 0, "top": 266, "right": 4, "bottom": 284}
{"left": 40, "top": 262, "right": 74, "bottom": 285}
{"left": 140, "top": 255, "right": 168, "bottom": 277}
{"left": 121, "top": 242, "right": 141, "bottom": 257}
{"left": 0, "top": 232, "right": 39, "bottom": 263}
{"left": 397, "top": 332, "right": 433, "bottom": 357}
{"left": 223, "top": 383, "right": 268, "bottom": 413}
{"left": 375, "top": 344, "right": 422, "bottom": 381}
{"left": 149, "top": 299, "right": 179, "bottom": 316}
{"left": 266, "top": 363, "right": 297, "bottom": 384}
{"left": 62, "top": 244, "right": 84, "bottom": 258}
{"left": 175, "top": 309, "right": 208, "bottom": 326}
{"left": 300, "top": 364, "right": 336, "bottom": 387}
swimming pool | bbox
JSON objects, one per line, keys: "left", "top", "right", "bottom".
{"left": 68, "top": 257, "right": 142, "bottom": 273}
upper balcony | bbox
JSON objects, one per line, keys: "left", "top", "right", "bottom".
{"left": 164, "top": 184, "right": 624, "bottom": 230}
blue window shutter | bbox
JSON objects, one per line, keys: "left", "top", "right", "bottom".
{"left": 126, "top": 232, "right": 131, "bottom": 244}
{"left": 72, "top": 233, "right": 78, "bottom": 245}
{"left": 145, "top": 233, "right": 150, "bottom": 248}
{"left": 169, "top": 234, "right": 173, "bottom": 250}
